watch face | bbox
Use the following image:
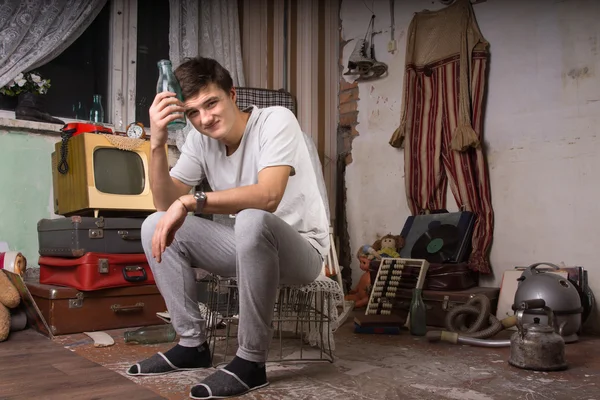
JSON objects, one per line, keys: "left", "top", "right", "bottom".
{"left": 126, "top": 123, "right": 145, "bottom": 139}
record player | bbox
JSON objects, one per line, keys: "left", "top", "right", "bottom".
{"left": 399, "top": 211, "right": 475, "bottom": 264}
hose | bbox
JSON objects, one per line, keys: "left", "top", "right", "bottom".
{"left": 426, "top": 330, "right": 511, "bottom": 347}
{"left": 445, "top": 294, "right": 503, "bottom": 339}
{"left": 426, "top": 294, "right": 517, "bottom": 347}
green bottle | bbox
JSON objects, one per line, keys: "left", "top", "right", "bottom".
{"left": 124, "top": 324, "right": 177, "bottom": 344}
{"left": 89, "top": 94, "right": 104, "bottom": 123}
{"left": 156, "top": 60, "right": 187, "bottom": 130}
{"left": 409, "top": 288, "right": 427, "bottom": 336}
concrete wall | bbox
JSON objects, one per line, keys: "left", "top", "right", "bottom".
{"left": 0, "top": 131, "right": 60, "bottom": 265}
{"left": 340, "top": 0, "right": 600, "bottom": 332}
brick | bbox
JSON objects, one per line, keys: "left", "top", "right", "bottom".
{"left": 339, "top": 89, "right": 359, "bottom": 104}
{"left": 342, "top": 136, "right": 353, "bottom": 152}
{"left": 339, "top": 111, "right": 358, "bottom": 126}
{"left": 349, "top": 124, "right": 359, "bottom": 137}
{"left": 339, "top": 100, "right": 357, "bottom": 115}
{"left": 339, "top": 79, "right": 358, "bottom": 92}
{"left": 345, "top": 153, "right": 353, "bottom": 165}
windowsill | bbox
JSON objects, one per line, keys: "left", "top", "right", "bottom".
{"left": 0, "top": 110, "right": 116, "bottom": 136}
{"left": 0, "top": 110, "right": 177, "bottom": 147}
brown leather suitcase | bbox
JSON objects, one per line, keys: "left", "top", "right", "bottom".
{"left": 25, "top": 280, "right": 166, "bottom": 335}
{"left": 423, "top": 263, "right": 478, "bottom": 291}
{"left": 394, "top": 286, "right": 500, "bottom": 328}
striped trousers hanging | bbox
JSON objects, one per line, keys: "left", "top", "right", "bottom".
{"left": 400, "top": 52, "right": 494, "bottom": 274}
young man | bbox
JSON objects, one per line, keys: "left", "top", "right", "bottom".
{"left": 126, "top": 57, "right": 330, "bottom": 399}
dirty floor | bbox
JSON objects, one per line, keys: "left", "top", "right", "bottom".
{"left": 37, "top": 311, "right": 599, "bottom": 400}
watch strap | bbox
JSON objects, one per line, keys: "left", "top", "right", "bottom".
{"left": 194, "top": 191, "right": 207, "bottom": 215}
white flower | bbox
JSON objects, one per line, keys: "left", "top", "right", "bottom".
{"left": 16, "top": 78, "right": 26, "bottom": 87}
{"left": 30, "top": 74, "right": 41, "bottom": 83}
{"left": 15, "top": 73, "right": 23, "bottom": 80}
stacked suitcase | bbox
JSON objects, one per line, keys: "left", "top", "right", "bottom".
{"left": 30, "top": 216, "right": 166, "bottom": 335}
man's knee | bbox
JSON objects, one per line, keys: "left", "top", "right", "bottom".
{"left": 234, "top": 209, "right": 274, "bottom": 244}
{"left": 141, "top": 211, "right": 165, "bottom": 248}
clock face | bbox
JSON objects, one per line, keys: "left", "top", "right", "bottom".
{"left": 126, "top": 123, "right": 145, "bottom": 139}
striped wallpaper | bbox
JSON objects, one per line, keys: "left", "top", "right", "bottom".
{"left": 239, "top": 0, "right": 340, "bottom": 222}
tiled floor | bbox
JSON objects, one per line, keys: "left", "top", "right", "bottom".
{"left": 47, "top": 312, "right": 600, "bottom": 400}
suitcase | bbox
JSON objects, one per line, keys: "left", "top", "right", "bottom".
{"left": 37, "top": 216, "right": 145, "bottom": 257}
{"left": 369, "top": 261, "right": 477, "bottom": 291}
{"left": 399, "top": 262, "right": 478, "bottom": 291}
{"left": 394, "top": 286, "right": 500, "bottom": 328}
{"left": 39, "top": 253, "right": 154, "bottom": 291}
{"left": 25, "top": 280, "right": 166, "bottom": 335}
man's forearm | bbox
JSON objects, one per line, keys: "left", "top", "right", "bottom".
{"left": 149, "top": 146, "right": 181, "bottom": 211}
{"left": 179, "top": 184, "right": 279, "bottom": 215}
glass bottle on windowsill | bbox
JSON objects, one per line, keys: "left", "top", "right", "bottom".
{"left": 409, "top": 288, "right": 427, "bottom": 336}
{"left": 73, "top": 101, "right": 86, "bottom": 120}
{"left": 89, "top": 94, "right": 104, "bottom": 123}
{"left": 124, "top": 324, "right": 177, "bottom": 344}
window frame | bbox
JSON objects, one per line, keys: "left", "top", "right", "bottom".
{"left": 108, "top": 0, "right": 138, "bottom": 132}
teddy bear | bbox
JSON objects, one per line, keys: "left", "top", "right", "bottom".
{"left": 0, "top": 270, "right": 22, "bottom": 341}
{"left": 345, "top": 234, "right": 404, "bottom": 308}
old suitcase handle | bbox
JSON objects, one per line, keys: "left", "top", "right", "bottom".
{"left": 111, "top": 302, "right": 145, "bottom": 313}
{"left": 122, "top": 265, "right": 148, "bottom": 282}
{"left": 117, "top": 230, "right": 141, "bottom": 241}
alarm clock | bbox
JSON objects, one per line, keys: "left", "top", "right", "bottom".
{"left": 126, "top": 122, "right": 146, "bottom": 139}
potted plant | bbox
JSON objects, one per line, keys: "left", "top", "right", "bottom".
{"left": 0, "top": 71, "right": 63, "bottom": 124}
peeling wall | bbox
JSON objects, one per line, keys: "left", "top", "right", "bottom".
{"left": 0, "top": 131, "right": 60, "bottom": 265}
{"left": 341, "top": 0, "right": 600, "bottom": 333}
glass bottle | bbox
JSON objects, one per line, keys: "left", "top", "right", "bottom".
{"left": 156, "top": 59, "right": 187, "bottom": 130}
{"left": 73, "top": 101, "right": 86, "bottom": 120}
{"left": 124, "top": 324, "right": 177, "bottom": 344}
{"left": 409, "top": 288, "right": 427, "bottom": 336}
{"left": 89, "top": 94, "right": 104, "bottom": 123}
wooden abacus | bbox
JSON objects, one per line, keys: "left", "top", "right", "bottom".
{"left": 365, "top": 258, "right": 429, "bottom": 316}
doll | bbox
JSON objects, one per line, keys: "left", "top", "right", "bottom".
{"left": 345, "top": 234, "right": 404, "bottom": 308}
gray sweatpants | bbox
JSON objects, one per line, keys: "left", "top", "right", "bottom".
{"left": 141, "top": 208, "right": 323, "bottom": 362}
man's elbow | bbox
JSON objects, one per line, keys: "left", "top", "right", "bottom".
{"left": 264, "top": 192, "right": 283, "bottom": 213}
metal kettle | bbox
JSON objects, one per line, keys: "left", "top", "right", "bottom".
{"left": 509, "top": 299, "right": 567, "bottom": 371}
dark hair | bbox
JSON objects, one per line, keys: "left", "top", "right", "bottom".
{"left": 174, "top": 57, "right": 234, "bottom": 100}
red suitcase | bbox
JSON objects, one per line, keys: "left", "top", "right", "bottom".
{"left": 39, "top": 252, "right": 155, "bottom": 291}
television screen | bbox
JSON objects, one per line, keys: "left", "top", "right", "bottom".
{"left": 93, "top": 148, "right": 145, "bottom": 195}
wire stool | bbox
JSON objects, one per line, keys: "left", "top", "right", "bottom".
{"left": 201, "top": 275, "right": 336, "bottom": 366}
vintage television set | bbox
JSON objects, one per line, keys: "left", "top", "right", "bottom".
{"left": 51, "top": 133, "right": 159, "bottom": 217}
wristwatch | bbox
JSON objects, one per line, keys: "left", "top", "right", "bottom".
{"left": 193, "top": 191, "right": 207, "bottom": 215}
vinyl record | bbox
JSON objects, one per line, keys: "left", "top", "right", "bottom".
{"left": 411, "top": 224, "right": 461, "bottom": 263}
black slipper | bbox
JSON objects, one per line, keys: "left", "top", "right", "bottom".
{"left": 127, "top": 343, "right": 212, "bottom": 376}
{"left": 127, "top": 352, "right": 199, "bottom": 376}
{"left": 189, "top": 369, "right": 270, "bottom": 399}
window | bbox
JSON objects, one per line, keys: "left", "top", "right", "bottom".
{"left": 0, "top": 0, "right": 171, "bottom": 132}
{"left": 34, "top": 3, "right": 111, "bottom": 121}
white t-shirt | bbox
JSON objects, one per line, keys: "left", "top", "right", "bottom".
{"left": 169, "top": 105, "right": 330, "bottom": 257}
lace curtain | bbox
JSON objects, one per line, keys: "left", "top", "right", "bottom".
{"left": 0, "top": 0, "right": 107, "bottom": 88}
{"left": 168, "top": 0, "right": 246, "bottom": 150}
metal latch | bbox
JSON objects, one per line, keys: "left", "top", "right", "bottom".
{"left": 98, "top": 258, "right": 109, "bottom": 274}
{"left": 89, "top": 228, "right": 104, "bottom": 238}
{"left": 69, "top": 292, "right": 84, "bottom": 308}
{"left": 442, "top": 295, "right": 450, "bottom": 311}
{"left": 442, "top": 295, "right": 458, "bottom": 311}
